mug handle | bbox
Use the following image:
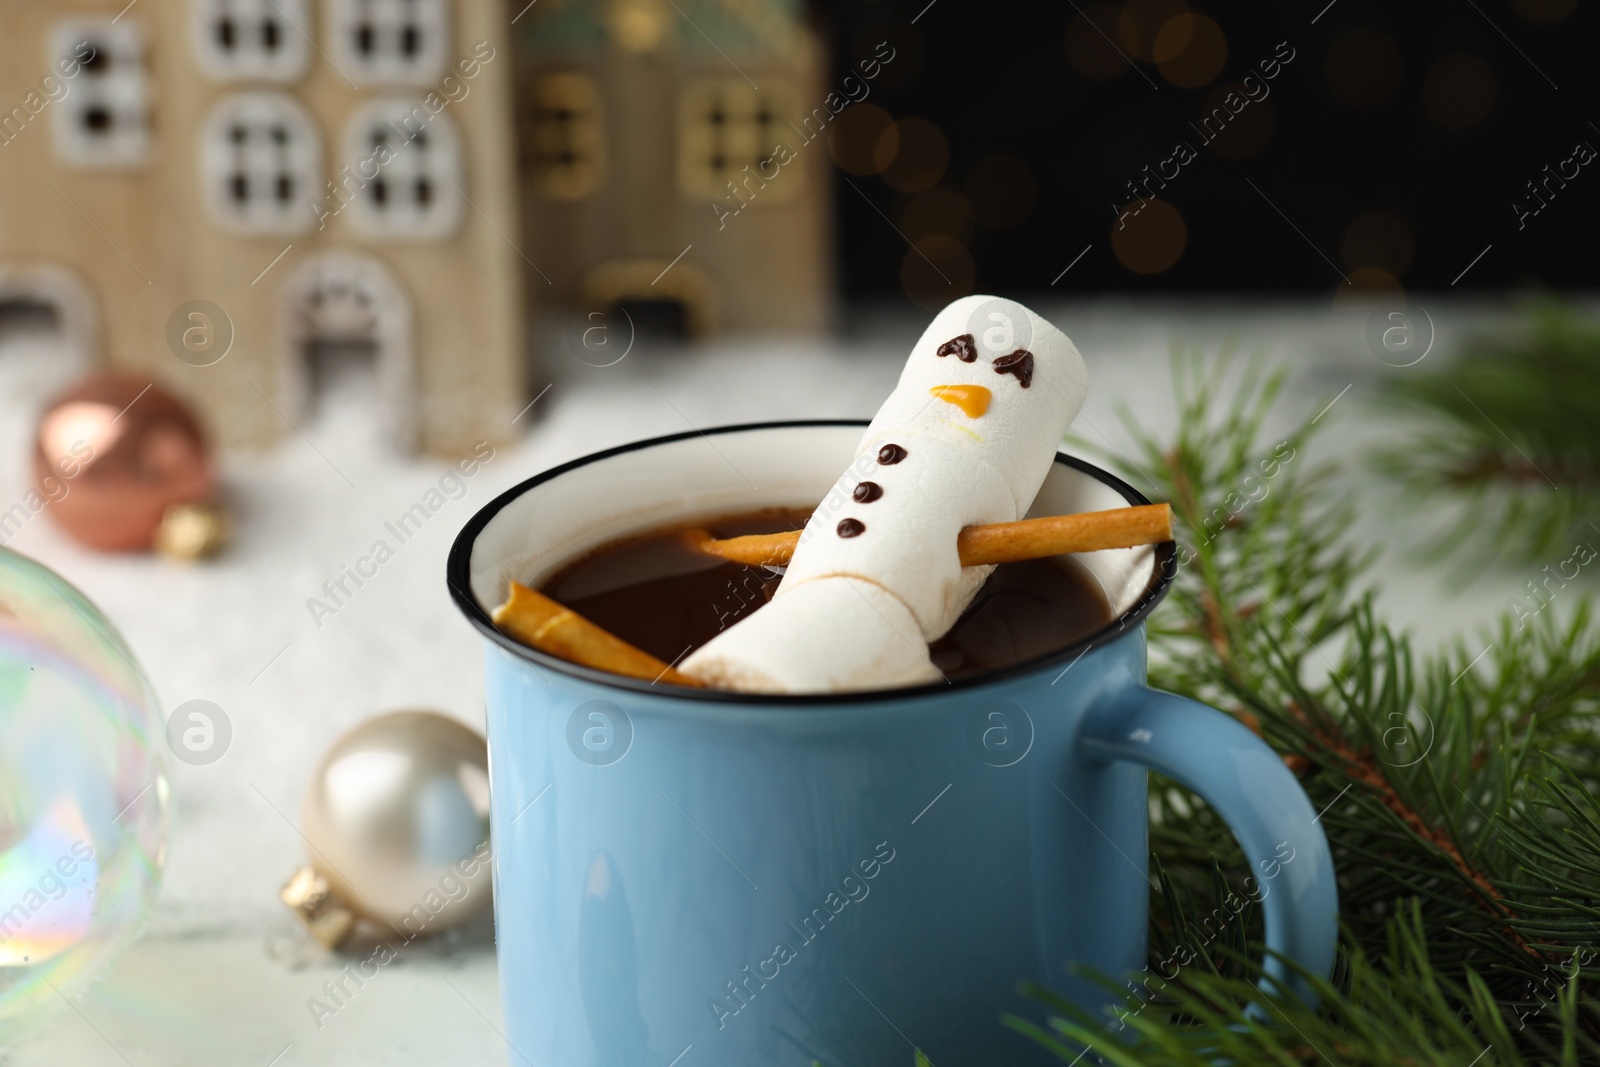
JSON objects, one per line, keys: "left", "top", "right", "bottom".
{"left": 1078, "top": 685, "right": 1338, "bottom": 1007}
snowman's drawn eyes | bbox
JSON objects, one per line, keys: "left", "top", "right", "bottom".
{"left": 937, "top": 333, "right": 1033, "bottom": 388}
{"left": 993, "top": 350, "right": 1034, "bottom": 388}
{"left": 936, "top": 334, "right": 978, "bottom": 362}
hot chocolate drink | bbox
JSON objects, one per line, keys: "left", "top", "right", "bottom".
{"left": 543, "top": 508, "right": 1113, "bottom": 683}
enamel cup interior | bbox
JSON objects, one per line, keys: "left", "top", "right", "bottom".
{"left": 466, "top": 423, "right": 1161, "bottom": 688}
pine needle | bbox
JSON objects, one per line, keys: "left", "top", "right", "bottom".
{"left": 1038, "top": 346, "right": 1600, "bottom": 1066}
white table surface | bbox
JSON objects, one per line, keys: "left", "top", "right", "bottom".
{"left": 0, "top": 296, "right": 1562, "bottom": 1066}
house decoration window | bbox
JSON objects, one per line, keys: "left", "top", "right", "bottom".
{"left": 342, "top": 100, "right": 464, "bottom": 240}
{"left": 200, "top": 93, "right": 321, "bottom": 234}
{"left": 49, "top": 21, "right": 151, "bottom": 168}
{"left": 527, "top": 73, "right": 605, "bottom": 200}
{"left": 192, "top": 0, "right": 312, "bottom": 82}
{"left": 676, "top": 80, "right": 801, "bottom": 202}
{"left": 327, "top": 0, "right": 449, "bottom": 86}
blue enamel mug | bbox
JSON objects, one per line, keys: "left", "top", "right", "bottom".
{"left": 448, "top": 421, "right": 1337, "bottom": 1067}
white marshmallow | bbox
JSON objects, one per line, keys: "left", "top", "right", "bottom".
{"left": 679, "top": 577, "right": 941, "bottom": 693}
{"left": 779, "top": 434, "right": 1016, "bottom": 638}
{"left": 681, "top": 296, "right": 1089, "bottom": 693}
{"left": 859, "top": 294, "right": 1089, "bottom": 511}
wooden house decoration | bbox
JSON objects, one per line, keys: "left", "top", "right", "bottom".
{"left": 513, "top": 0, "right": 833, "bottom": 338}
{"left": 0, "top": 0, "right": 526, "bottom": 455}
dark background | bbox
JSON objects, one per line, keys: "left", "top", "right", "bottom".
{"left": 816, "top": 0, "right": 1598, "bottom": 301}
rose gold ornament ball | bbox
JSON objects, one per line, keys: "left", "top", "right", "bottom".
{"left": 33, "top": 372, "right": 215, "bottom": 553}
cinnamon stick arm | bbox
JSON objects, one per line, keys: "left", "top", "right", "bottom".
{"left": 955, "top": 503, "right": 1173, "bottom": 565}
{"left": 692, "top": 503, "right": 1174, "bottom": 568}
{"left": 684, "top": 528, "right": 795, "bottom": 567}
{"left": 492, "top": 581, "right": 704, "bottom": 687}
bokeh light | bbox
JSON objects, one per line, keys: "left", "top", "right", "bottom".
{"left": 1512, "top": 0, "right": 1577, "bottom": 22}
{"left": 1117, "top": 0, "right": 1189, "bottom": 62}
{"left": 1150, "top": 12, "right": 1195, "bottom": 63}
{"left": 1065, "top": 5, "right": 1132, "bottom": 81}
{"left": 965, "top": 155, "right": 1037, "bottom": 229}
{"left": 1333, "top": 267, "right": 1404, "bottom": 308}
{"left": 1341, "top": 211, "right": 1414, "bottom": 276}
{"left": 1155, "top": 15, "right": 1228, "bottom": 89}
{"left": 829, "top": 104, "right": 899, "bottom": 176}
{"left": 1110, "top": 198, "right": 1187, "bottom": 274}
{"left": 901, "top": 236, "right": 975, "bottom": 309}
{"left": 1197, "top": 85, "right": 1276, "bottom": 160}
{"left": 1325, "top": 27, "right": 1403, "bottom": 109}
{"left": 1423, "top": 54, "right": 1497, "bottom": 129}
{"left": 900, "top": 187, "right": 974, "bottom": 245}
{"left": 880, "top": 118, "right": 950, "bottom": 193}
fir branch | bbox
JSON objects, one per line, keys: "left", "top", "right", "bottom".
{"left": 1372, "top": 298, "right": 1600, "bottom": 566}
{"left": 1047, "top": 351, "right": 1600, "bottom": 1066}
{"left": 1009, "top": 905, "right": 1600, "bottom": 1067}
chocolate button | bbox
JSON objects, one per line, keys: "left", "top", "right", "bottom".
{"left": 877, "top": 443, "right": 907, "bottom": 465}
{"left": 836, "top": 518, "right": 866, "bottom": 538}
{"left": 852, "top": 481, "right": 883, "bottom": 503}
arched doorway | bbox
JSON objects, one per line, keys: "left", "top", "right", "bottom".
{"left": 280, "top": 251, "right": 415, "bottom": 452}
{"left": 578, "top": 258, "right": 718, "bottom": 342}
{"left": 0, "top": 264, "right": 97, "bottom": 367}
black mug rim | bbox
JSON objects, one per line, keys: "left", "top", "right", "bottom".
{"left": 446, "top": 419, "right": 1177, "bottom": 705}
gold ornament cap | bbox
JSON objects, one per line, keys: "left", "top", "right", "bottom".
{"left": 156, "top": 501, "right": 230, "bottom": 560}
{"left": 279, "top": 865, "right": 356, "bottom": 949}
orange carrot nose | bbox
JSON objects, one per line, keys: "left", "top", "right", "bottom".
{"left": 929, "top": 384, "right": 991, "bottom": 418}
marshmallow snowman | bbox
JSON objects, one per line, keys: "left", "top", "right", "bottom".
{"left": 681, "top": 296, "right": 1089, "bottom": 693}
